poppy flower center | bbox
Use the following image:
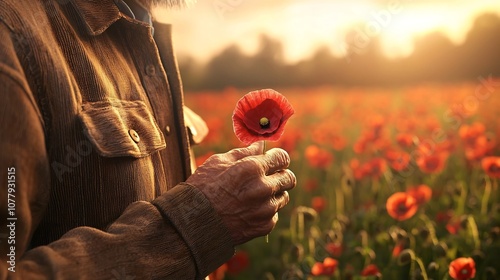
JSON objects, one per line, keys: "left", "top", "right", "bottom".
{"left": 461, "top": 268, "right": 469, "bottom": 275}
{"left": 489, "top": 164, "right": 500, "bottom": 173}
{"left": 397, "top": 203, "right": 407, "bottom": 214}
{"left": 260, "top": 117, "right": 270, "bottom": 128}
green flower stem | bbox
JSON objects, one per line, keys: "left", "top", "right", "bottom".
{"left": 360, "top": 230, "right": 368, "bottom": 248}
{"left": 408, "top": 250, "right": 429, "bottom": 280}
{"left": 456, "top": 182, "right": 467, "bottom": 216}
{"left": 419, "top": 214, "right": 438, "bottom": 246}
{"left": 342, "top": 175, "right": 353, "bottom": 213}
{"left": 335, "top": 185, "right": 344, "bottom": 217}
{"left": 466, "top": 215, "right": 481, "bottom": 250}
{"left": 263, "top": 140, "right": 268, "bottom": 243}
{"left": 481, "top": 176, "right": 492, "bottom": 216}
{"left": 298, "top": 212, "right": 305, "bottom": 241}
{"left": 413, "top": 257, "right": 429, "bottom": 280}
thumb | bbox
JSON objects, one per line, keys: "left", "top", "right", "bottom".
{"left": 227, "top": 141, "right": 264, "bottom": 161}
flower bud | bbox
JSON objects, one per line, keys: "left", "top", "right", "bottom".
{"left": 427, "top": 262, "right": 439, "bottom": 272}
{"left": 472, "top": 249, "right": 485, "bottom": 261}
{"left": 485, "top": 267, "right": 497, "bottom": 279}
{"left": 397, "top": 249, "right": 413, "bottom": 266}
{"left": 433, "top": 242, "right": 448, "bottom": 258}
{"left": 289, "top": 244, "right": 304, "bottom": 262}
{"left": 412, "top": 268, "right": 424, "bottom": 280}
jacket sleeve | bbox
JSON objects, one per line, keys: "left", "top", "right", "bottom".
{"left": 0, "top": 25, "right": 234, "bottom": 280}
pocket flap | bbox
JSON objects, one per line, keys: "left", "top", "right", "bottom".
{"left": 79, "top": 100, "right": 166, "bottom": 158}
{"left": 184, "top": 106, "right": 209, "bottom": 145}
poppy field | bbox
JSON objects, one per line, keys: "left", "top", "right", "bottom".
{"left": 185, "top": 83, "right": 500, "bottom": 280}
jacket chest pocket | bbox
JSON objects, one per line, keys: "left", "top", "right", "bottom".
{"left": 78, "top": 99, "right": 166, "bottom": 158}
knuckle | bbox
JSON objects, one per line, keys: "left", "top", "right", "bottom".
{"left": 241, "top": 157, "right": 265, "bottom": 175}
{"left": 285, "top": 169, "right": 297, "bottom": 187}
{"left": 275, "top": 148, "right": 291, "bottom": 167}
{"left": 207, "top": 153, "right": 225, "bottom": 164}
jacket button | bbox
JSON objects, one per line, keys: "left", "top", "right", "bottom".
{"left": 128, "top": 129, "right": 140, "bottom": 143}
{"left": 165, "top": 125, "right": 171, "bottom": 136}
{"left": 146, "top": 64, "right": 156, "bottom": 76}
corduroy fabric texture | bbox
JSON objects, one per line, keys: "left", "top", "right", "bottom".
{"left": 0, "top": 0, "right": 233, "bottom": 279}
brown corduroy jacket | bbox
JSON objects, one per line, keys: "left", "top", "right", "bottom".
{"left": 0, "top": 0, "right": 234, "bottom": 279}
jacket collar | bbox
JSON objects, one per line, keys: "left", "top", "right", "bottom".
{"left": 70, "top": 0, "right": 122, "bottom": 35}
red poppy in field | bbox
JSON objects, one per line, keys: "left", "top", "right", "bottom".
{"left": 406, "top": 184, "right": 432, "bottom": 206}
{"left": 446, "top": 219, "right": 462, "bottom": 235}
{"left": 481, "top": 156, "right": 500, "bottom": 178}
{"left": 361, "top": 264, "right": 381, "bottom": 277}
{"left": 449, "top": 257, "right": 476, "bottom": 280}
{"left": 325, "top": 242, "right": 343, "bottom": 257}
{"left": 351, "top": 158, "right": 387, "bottom": 180}
{"left": 386, "top": 192, "right": 418, "bottom": 221}
{"left": 208, "top": 264, "right": 228, "bottom": 280}
{"left": 311, "top": 196, "right": 327, "bottom": 213}
{"left": 436, "top": 211, "right": 453, "bottom": 224}
{"left": 304, "top": 178, "right": 319, "bottom": 192}
{"left": 311, "top": 257, "right": 338, "bottom": 276}
{"left": 416, "top": 153, "right": 448, "bottom": 174}
{"left": 385, "top": 149, "right": 411, "bottom": 171}
{"left": 366, "top": 157, "right": 387, "bottom": 179}
{"left": 305, "top": 145, "right": 334, "bottom": 169}
{"left": 465, "top": 135, "right": 496, "bottom": 161}
{"left": 392, "top": 242, "right": 405, "bottom": 257}
{"left": 277, "top": 127, "right": 303, "bottom": 152}
{"left": 232, "top": 89, "right": 294, "bottom": 145}
{"left": 459, "top": 122, "right": 485, "bottom": 147}
{"left": 396, "top": 133, "right": 415, "bottom": 148}
{"left": 226, "top": 251, "right": 250, "bottom": 275}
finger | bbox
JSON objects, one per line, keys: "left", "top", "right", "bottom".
{"left": 226, "top": 141, "right": 264, "bottom": 161}
{"left": 266, "top": 169, "right": 296, "bottom": 196}
{"left": 261, "top": 148, "right": 290, "bottom": 175}
{"left": 263, "top": 212, "right": 279, "bottom": 235}
{"left": 274, "top": 191, "right": 290, "bottom": 211}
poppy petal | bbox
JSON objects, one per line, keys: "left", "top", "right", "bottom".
{"left": 232, "top": 89, "right": 294, "bottom": 145}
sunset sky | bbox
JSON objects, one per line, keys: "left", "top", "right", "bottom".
{"left": 154, "top": 0, "right": 500, "bottom": 63}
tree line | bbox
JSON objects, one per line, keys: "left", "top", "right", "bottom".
{"left": 178, "top": 13, "right": 500, "bottom": 90}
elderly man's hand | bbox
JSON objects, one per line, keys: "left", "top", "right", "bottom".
{"left": 186, "top": 141, "right": 296, "bottom": 245}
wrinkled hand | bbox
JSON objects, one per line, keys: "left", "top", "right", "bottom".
{"left": 186, "top": 141, "right": 296, "bottom": 245}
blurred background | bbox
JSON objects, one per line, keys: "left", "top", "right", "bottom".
{"left": 155, "top": 0, "right": 500, "bottom": 90}
{"left": 154, "top": 2, "right": 500, "bottom": 280}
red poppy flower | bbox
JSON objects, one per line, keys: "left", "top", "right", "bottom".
{"left": 459, "top": 122, "right": 485, "bottom": 147}
{"left": 208, "top": 264, "right": 228, "bottom": 280}
{"left": 361, "top": 264, "right": 381, "bottom": 277}
{"left": 385, "top": 149, "right": 411, "bottom": 171}
{"left": 305, "top": 145, "right": 334, "bottom": 169}
{"left": 311, "top": 257, "right": 338, "bottom": 276}
{"left": 325, "top": 242, "right": 343, "bottom": 257}
{"left": 416, "top": 153, "right": 448, "bottom": 174}
{"left": 304, "top": 178, "right": 319, "bottom": 192}
{"left": 406, "top": 184, "right": 432, "bottom": 206}
{"left": 311, "top": 196, "right": 327, "bottom": 213}
{"left": 396, "top": 133, "right": 415, "bottom": 148}
{"left": 446, "top": 219, "right": 462, "bottom": 235}
{"left": 449, "top": 257, "right": 476, "bottom": 280}
{"left": 232, "top": 89, "right": 294, "bottom": 145}
{"left": 481, "top": 156, "right": 500, "bottom": 178}
{"left": 226, "top": 251, "right": 250, "bottom": 275}
{"left": 392, "top": 242, "right": 405, "bottom": 257}
{"left": 386, "top": 192, "right": 418, "bottom": 221}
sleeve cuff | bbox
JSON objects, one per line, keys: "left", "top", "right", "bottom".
{"left": 152, "top": 183, "right": 235, "bottom": 278}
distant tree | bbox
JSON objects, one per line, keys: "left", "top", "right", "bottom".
{"left": 459, "top": 13, "right": 500, "bottom": 78}
{"left": 182, "top": 12, "right": 500, "bottom": 90}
